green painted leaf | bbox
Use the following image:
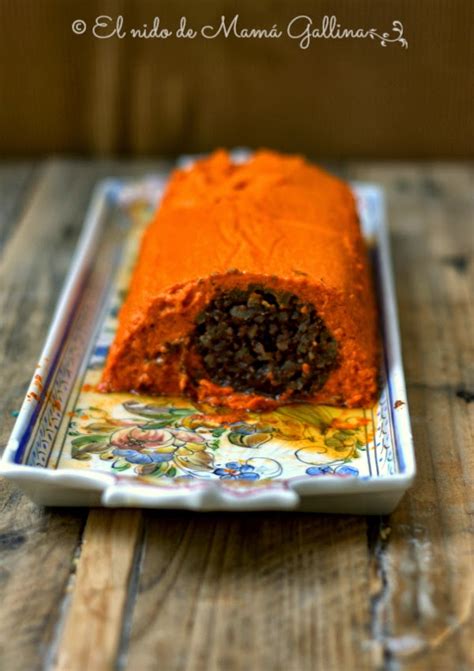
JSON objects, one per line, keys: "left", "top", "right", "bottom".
{"left": 71, "top": 434, "right": 107, "bottom": 447}
{"left": 112, "top": 461, "right": 131, "bottom": 471}
{"left": 333, "top": 430, "right": 356, "bottom": 440}
{"left": 324, "top": 437, "right": 343, "bottom": 449}
{"left": 143, "top": 421, "right": 175, "bottom": 429}
{"left": 169, "top": 408, "right": 196, "bottom": 417}
{"left": 82, "top": 422, "right": 117, "bottom": 433}
{"left": 228, "top": 431, "right": 272, "bottom": 448}
{"left": 123, "top": 401, "right": 195, "bottom": 420}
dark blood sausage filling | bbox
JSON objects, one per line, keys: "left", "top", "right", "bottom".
{"left": 192, "top": 285, "right": 339, "bottom": 397}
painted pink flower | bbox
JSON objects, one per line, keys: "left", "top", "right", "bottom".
{"left": 110, "top": 426, "right": 176, "bottom": 466}
{"left": 110, "top": 427, "right": 174, "bottom": 451}
{"left": 170, "top": 429, "right": 205, "bottom": 445}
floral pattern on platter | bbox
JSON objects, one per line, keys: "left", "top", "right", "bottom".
{"left": 63, "top": 392, "right": 383, "bottom": 485}
{"left": 213, "top": 459, "right": 282, "bottom": 481}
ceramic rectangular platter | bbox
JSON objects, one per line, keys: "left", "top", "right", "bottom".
{"left": 1, "top": 158, "right": 415, "bottom": 513}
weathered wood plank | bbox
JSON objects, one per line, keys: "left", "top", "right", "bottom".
{"left": 0, "top": 162, "right": 39, "bottom": 250}
{"left": 0, "top": 487, "right": 86, "bottom": 671}
{"left": 0, "top": 159, "right": 165, "bottom": 671}
{"left": 54, "top": 509, "right": 144, "bottom": 671}
{"left": 0, "top": 162, "right": 91, "bottom": 671}
{"left": 347, "top": 163, "right": 474, "bottom": 670}
{"left": 126, "top": 512, "right": 376, "bottom": 671}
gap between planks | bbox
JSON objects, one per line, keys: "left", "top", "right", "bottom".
{"left": 52, "top": 509, "right": 144, "bottom": 671}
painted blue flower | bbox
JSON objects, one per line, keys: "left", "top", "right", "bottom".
{"left": 305, "top": 465, "right": 334, "bottom": 476}
{"left": 112, "top": 448, "right": 174, "bottom": 464}
{"left": 213, "top": 461, "right": 260, "bottom": 480}
{"left": 305, "top": 464, "right": 359, "bottom": 477}
{"left": 336, "top": 465, "right": 359, "bottom": 476}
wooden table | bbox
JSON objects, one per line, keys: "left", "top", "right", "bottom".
{"left": 0, "top": 160, "right": 472, "bottom": 671}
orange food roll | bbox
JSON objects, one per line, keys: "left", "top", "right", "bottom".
{"left": 100, "top": 150, "right": 379, "bottom": 410}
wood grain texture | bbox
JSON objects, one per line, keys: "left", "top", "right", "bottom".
{"left": 54, "top": 509, "right": 144, "bottom": 671}
{"left": 126, "top": 512, "right": 378, "bottom": 671}
{"left": 0, "top": 160, "right": 164, "bottom": 671}
{"left": 348, "top": 164, "right": 474, "bottom": 670}
{"left": 0, "top": 162, "right": 38, "bottom": 251}
{"left": 0, "top": 161, "right": 90, "bottom": 671}
{"left": 0, "top": 485, "right": 86, "bottom": 671}
{"left": 0, "top": 160, "right": 472, "bottom": 671}
{"left": 1, "top": 2, "right": 473, "bottom": 158}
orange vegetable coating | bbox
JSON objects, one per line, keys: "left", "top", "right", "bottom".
{"left": 100, "top": 150, "right": 379, "bottom": 409}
